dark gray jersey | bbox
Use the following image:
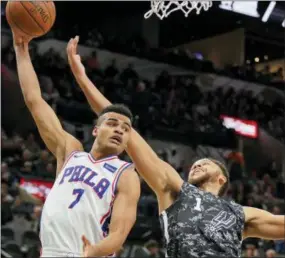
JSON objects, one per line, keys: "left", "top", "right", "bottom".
{"left": 159, "top": 182, "right": 245, "bottom": 258}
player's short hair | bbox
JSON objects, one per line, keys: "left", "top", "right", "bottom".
{"left": 97, "top": 104, "right": 133, "bottom": 125}
{"left": 209, "top": 158, "right": 229, "bottom": 197}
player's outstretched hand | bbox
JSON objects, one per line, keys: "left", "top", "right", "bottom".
{"left": 11, "top": 27, "right": 33, "bottom": 48}
{"left": 67, "top": 36, "right": 86, "bottom": 78}
{"left": 81, "top": 235, "right": 92, "bottom": 257}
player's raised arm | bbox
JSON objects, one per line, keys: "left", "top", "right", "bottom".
{"left": 243, "top": 206, "right": 285, "bottom": 240}
{"left": 82, "top": 167, "right": 140, "bottom": 257}
{"left": 13, "top": 31, "right": 83, "bottom": 175}
{"left": 67, "top": 37, "right": 183, "bottom": 197}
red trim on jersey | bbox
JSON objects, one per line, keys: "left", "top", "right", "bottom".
{"left": 88, "top": 153, "right": 117, "bottom": 164}
{"left": 99, "top": 162, "right": 129, "bottom": 225}
{"left": 100, "top": 196, "right": 115, "bottom": 224}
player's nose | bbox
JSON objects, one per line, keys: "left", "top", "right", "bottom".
{"left": 192, "top": 164, "right": 202, "bottom": 170}
{"left": 114, "top": 127, "right": 123, "bottom": 135}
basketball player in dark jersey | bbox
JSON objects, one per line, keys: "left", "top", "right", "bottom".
{"left": 67, "top": 37, "right": 285, "bottom": 257}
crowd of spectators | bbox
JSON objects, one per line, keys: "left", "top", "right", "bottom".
{"left": 2, "top": 33, "right": 284, "bottom": 143}
{"left": 57, "top": 25, "right": 285, "bottom": 90}
{"left": 1, "top": 20, "right": 285, "bottom": 258}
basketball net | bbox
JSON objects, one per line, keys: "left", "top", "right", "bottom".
{"left": 144, "top": 0, "right": 212, "bottom": 20}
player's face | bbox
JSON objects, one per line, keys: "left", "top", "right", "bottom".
{"left": 93, "top": 112, "right": 131, "bottom": 155}
{"left": 188, "top": 159, "right": 223, "bottom": 188}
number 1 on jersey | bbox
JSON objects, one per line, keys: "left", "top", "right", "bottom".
{"left": 194, "top": 197, "right": 202, "bottom": 211}
{"left": 69, "top": 188, "right": 85, "bottom": 209}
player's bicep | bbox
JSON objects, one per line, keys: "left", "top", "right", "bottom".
{"left": 160, "top": 160, "right": 184, "bottom": 192}
{"left": 109, "top": 169, "right": 140, "bottom": 240}
{"left": 243, "top": 207, "right": 285, "bottom": 240}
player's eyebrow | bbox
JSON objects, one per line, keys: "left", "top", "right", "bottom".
{"left": 123, "top": 122, "right": 131, "bottom": 129}
{"left": 107, "top": 118, "right": 131, "bottom": 128}
{"left": 106, "top": 118, "right": 119, "bottom": 123}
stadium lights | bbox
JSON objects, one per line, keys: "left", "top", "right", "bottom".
{"left": 219, "top": 1, "right": 284, "bottom": 27}
{"left": 262, "top": 2, "right": 276, "bottom": 22}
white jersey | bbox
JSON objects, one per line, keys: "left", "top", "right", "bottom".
{"left": 40, "top": 151, "right": 132, "bottom": 257}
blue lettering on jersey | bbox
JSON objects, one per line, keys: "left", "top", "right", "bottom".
{"left": 69, "top": 166, "right": 85, "bottom": 182}
{"left": 103, "top": 163, "right": 117, "bottom": 173}
{"left": 59, "top": 165, "right": 111, "bottom": 199}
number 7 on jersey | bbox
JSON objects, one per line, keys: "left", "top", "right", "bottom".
{"left": 69, "top": 188, "right": 85, "bottom": 209}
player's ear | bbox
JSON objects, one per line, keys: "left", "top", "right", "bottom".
{"left": 218, "top": 175, "right": 226, "bottom": 187}
{"left": 92, "top": 127, "right": 98, "bottom": 137}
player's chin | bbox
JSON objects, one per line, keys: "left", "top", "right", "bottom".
{"left": 106, "top": 142, "right": 124, "bottom": 154}
{"left": 189, "top": 176, "right": 204, "bottom": 185}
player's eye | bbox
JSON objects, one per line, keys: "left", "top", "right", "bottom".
{"left": 107, "top": 121, "right": 117, "bottom": 127}
{"left": 122, "top": 126, "right": 130, "bottom": 132}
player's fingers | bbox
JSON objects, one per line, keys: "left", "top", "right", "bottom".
{"left": 74, "top": 36, "right": 79, "bottom": 53}
{"left": 72, "top": 38, "right": 77, "bottom": 55}
{"left": 85, "top": 238, "right": 91, "bottom": 246}
{"left": 70, "top": 38, "right": 75, "bottom": 54}
{"left": 82, "top": 235, "right": 90, "bottom": 246}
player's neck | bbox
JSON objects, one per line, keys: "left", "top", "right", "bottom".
{"left": 90, "top": 144, "right": 117, "bottom": 161}
{"left": 200, "top": 184, "right": 219, "bottom": 196}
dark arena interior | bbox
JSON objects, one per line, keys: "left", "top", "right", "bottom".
{"left": 1, "top": 1, "right": 285, "bottom": 258}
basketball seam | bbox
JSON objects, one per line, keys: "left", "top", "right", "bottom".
{"left": 20, "top": 2, "right": 45, "bottom": 33}
{"left": 42, "top": 2, "right": 52, "bottom": 28}
{"left": 43, "top": 2, "right": 56, "bottom": 29}
{"left": 8, "top": 3, "right": 35, "bottom": 37}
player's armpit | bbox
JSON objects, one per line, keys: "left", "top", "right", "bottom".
{"left": 86, "top": 167, "right": 140, "bottom": 257}
{"left": 243, "top": 206, "right": 285, "bottom": 240}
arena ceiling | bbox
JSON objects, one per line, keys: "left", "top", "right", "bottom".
{"left": 55, "top": 1, "right": 285, "bottom": 61}
{"left": 2, "top": 1, "right": 283, "bottom": 61}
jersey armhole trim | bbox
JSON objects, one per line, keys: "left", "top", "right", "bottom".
{"left": 161, "top": 210, "right": 170, "bottom": 248}
{"left": 112, "top": 162, "right": 133, "bottom": 196}
{"left": 61, "top": 150, "right": 81, "bottom": 170}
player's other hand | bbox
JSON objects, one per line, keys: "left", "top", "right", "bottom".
{"left": 81, "top": 235, "right": 93, "bottom": 257}
{"left": 67, "top": 36, "right": 86, "bottom": 78}
{"left": 11, "top": 27, "right": 33, "bottom": 48}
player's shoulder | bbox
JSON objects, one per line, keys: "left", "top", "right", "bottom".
{"left": 113, "top": 159, "right": 138, "bottom": 182}
{"left": 223, "top": 197, "right": 241, "bottom": 208}
{"left": 72, "top": 151, "right": 88, "bottom": 158}
{"left": 116, "top": 164, "right": 140, "bottom": 193}
{"left": 181, "top": 182, "right": 205, "bottom": 197}
{"left": 119, "top": 163, "right": 138, "bottom": 180}
{"left": 222, "top": 197, "right": 244, "bottom": 216}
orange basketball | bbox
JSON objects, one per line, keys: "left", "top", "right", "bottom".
{"left": 6, "top": 1, "right": 56, "bottom": 38}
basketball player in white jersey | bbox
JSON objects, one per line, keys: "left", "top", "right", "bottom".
{"left": 12, "top": 29, "right": 140, "bottom": 257}
{"left": 67, "top": 36, "right": 285, "bottom": 256}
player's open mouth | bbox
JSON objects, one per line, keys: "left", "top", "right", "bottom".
{"left": 110, "top": 136, "right": 122, "bottom": 144}
{"left": 192, "top": 169, "right": 203, "bottom": 175}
